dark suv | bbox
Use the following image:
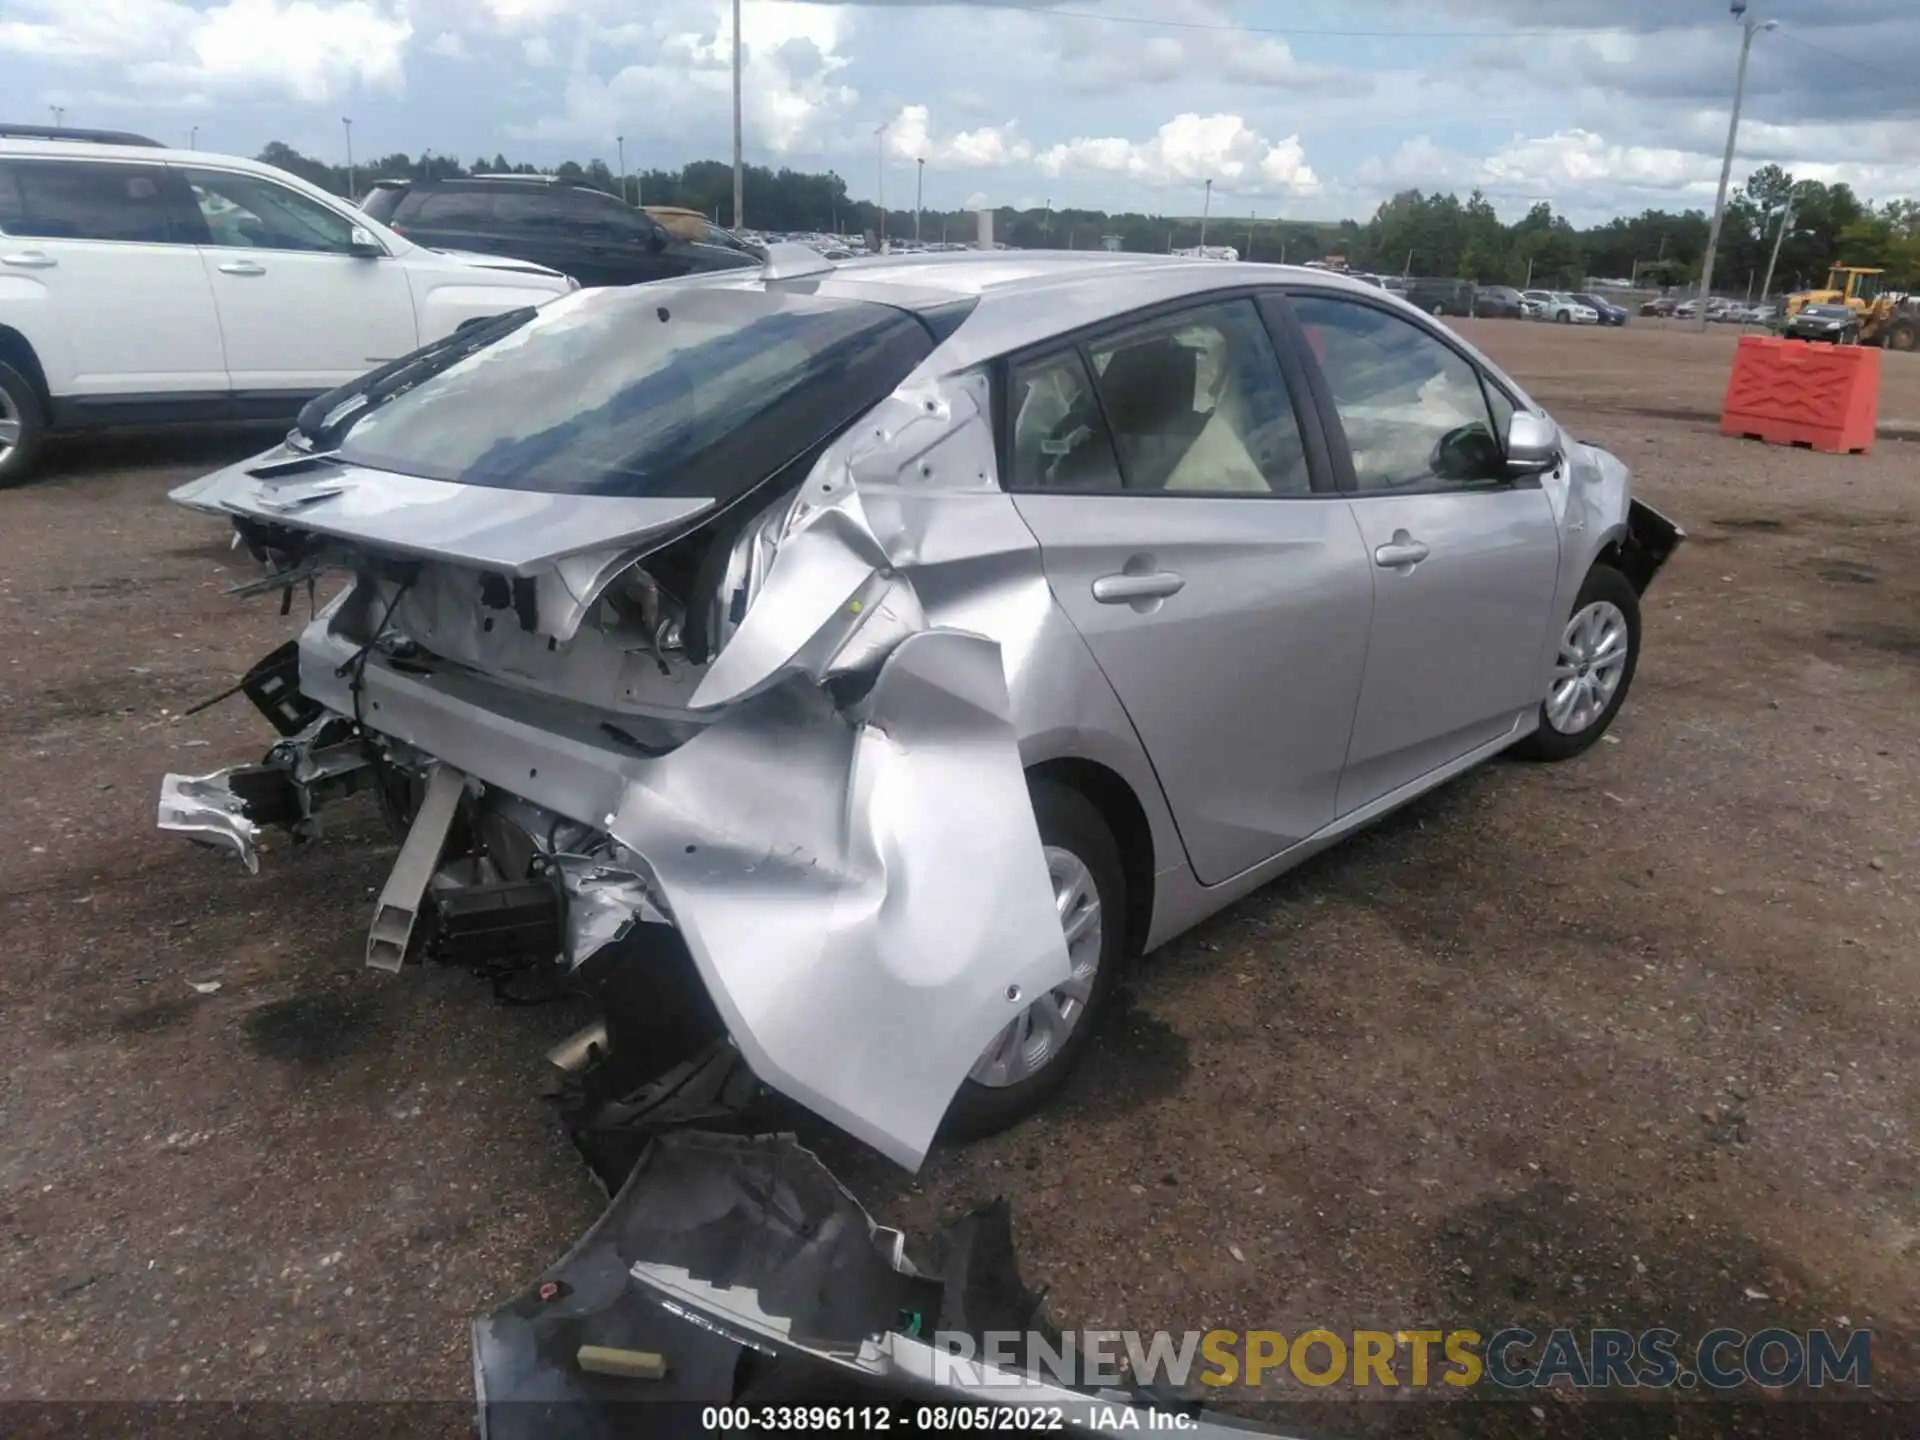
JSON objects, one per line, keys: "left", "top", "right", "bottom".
{"left": 359, "top": 177, "right": 757, "bottom": 288}
{"left": 1403, "top": 276, "right": 1477, "bottom": 317}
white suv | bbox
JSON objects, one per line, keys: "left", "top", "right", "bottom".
{"left": 0, "top": 127, "right": 578, "bottom": 486}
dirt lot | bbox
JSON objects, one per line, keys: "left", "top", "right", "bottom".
{"left": 1, "top": 323, "right": 1915, "bottom": 1434}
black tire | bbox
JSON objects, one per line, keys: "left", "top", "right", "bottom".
{"left": 1512, "top": 564, "right": 1641, "bottom": 763}
{"left": 1885, "top": 317, "right": 1918, "bottom": 353}
{"left": 0, "top": 361, "right": 47, "bottom": 490}
{"left": 941, "top": 780, "right": 1126, "bottom": 1141}
{"left": 1556, "top": 310, "right": 1571, "bottom": 324}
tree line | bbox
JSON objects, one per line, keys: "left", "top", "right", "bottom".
{"left": 260, "top": 142, "right": 1918, "bottom": 294}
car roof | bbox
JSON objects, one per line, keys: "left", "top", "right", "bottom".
{"left": 0, "top": 135, "right": 300, "bottom": 176}
{"left": 682, "top": 248, "right": 1393, "bottom": 373}
{"left": 372, "top": 174, "right": 594, "bottom": 190}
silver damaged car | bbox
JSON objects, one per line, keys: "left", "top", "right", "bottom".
{"left": 159, "top": 248, "right": 1682, "bottom": 1170}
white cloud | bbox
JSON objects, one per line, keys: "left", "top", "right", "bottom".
{"left": 516, "top": 2, "right": 857, "bottom": 153}
{"left": 1036, "top": 114, "right": 1320, "bottom": 196}
{"left": 1, "top": 0, "right": 411, "bottom": 102}
{"left": 886, "top": 105, "right": 1032, "bottom": 168}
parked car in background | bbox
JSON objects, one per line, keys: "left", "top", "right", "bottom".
{"left": 1537, "top": 292, "right": 1599, "bottom": 325}
{"left": 1520, "top": 290, "right": 1552, "bottom": 319}
{"left": 159, "top": 249, "right": 1682, "bottom": 1173}
{"left": 1404, "top": 276, "right": 1476, "bottom": 316}
{"left": 0, "top": 126, "right": 575, "bottom": 487}
{"left": 358, "top": 175, "right": 758, "bottom": 287}
{"left": 1640, "top": 296, "right": 1680, "bottom": 317}
{"left": 1572, "top": 292, "right": 1628, "bottom": 326}
{"left": 1474, "top": 285, "right": 1527, "bottom": 319}
{"left": 1783, "top": 303, "right": 1860, "bottom": 344}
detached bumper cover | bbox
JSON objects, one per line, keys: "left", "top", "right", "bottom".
{"left": 473, "top": 1133, "right": 1291, "bottom": 1440}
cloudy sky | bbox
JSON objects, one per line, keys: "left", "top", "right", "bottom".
{"left": 5, "top": 0, "right": 1916, "bottom": 223}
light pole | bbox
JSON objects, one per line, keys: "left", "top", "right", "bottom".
{"left": 1697, "top": 2, "right": 1777, "bottom": 330}
{"left": 1042, "top": 197, "right": 1052, "bottom": 243}
{"left": 189, "top": 125, "right": 198, "bottom": 151}
{"left": 874, "top": 123, "right": 887, "bottom": 251}
{"left": 1245, "top": 211, "right": 1255, "bottom": 261}
{"left": 616, "top": 134, "right": 627, "bottom": 204}
{"left": 342, "top": 117, "right": 354, "bottom": 201}
{"left": 1199, "top": 178, "right": 1212, "bottom": 248}
{"left": 50, "top": 106, "right": 64, "bottom": 127}
{"left": 731, "top": 0, "right": 744, "bottom": 230}
{"left": 1759, "top": 186, "right": 1806, "bottom": 307}
{"left": 915, "top": 157, "right": 923, "bottom": 244}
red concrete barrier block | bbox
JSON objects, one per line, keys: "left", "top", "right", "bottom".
{"left": 1720, "top": 334, "right": 1879, "bottom": 455}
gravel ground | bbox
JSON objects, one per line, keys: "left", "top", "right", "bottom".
{"left": 0, "top": 324, "right": 1914, "bottom": 1435}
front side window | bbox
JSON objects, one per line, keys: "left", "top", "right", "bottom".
{"left": 335, "top": 286, "right": 939, "bottom": 499}
{"left": 1085, "top": 298, "right": 1312, "bottom": 495}
{"left": 1290, "top": 294, "right": 1505, "bottom": 492}
{"left": 1, "top": 161, "right": 175, "bottom": 243}
{"left": 181, "top": 169, "right": 355, "bottom": 253}
{"left": 568, "top": 191, "right": 651, "bottom": 239}
{"left": 1007, "top": 350, "right": 1124, "bottom": 492}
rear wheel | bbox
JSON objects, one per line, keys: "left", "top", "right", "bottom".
{"left": 0, "top": 362, "right": 46, "bottom": 489}
{"left": 1882, "top": 317, "right": 1917, "bottom": 353}
{"left": 943, "top": 781, "right": 1124, "bottom": 1140}
{"left": 1513, "top": 565, "right": 1641, "bottom": 762}
{"left": 1556, "top": 310, "right": 1572, "bottom": 324}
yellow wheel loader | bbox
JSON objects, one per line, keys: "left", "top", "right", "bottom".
{"left": 1786, "top": 266, "right": 1920, "bottom": 351}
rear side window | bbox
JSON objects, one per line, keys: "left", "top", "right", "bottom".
{"left": 412, "top": 191, "right": 498, "bottom": 227}
{"left": 357, "top": 186, "right": 404, "bottom": 222}
{"left": 492, "top": 191, "right": 575, "bottom": 231}
{"left": 335, "top": 287, "right": 940, "bottom": 499}
{"left": 1086, "top": 298, "right": 1312, "bottom": 495}
{"left": 2, "top": 161, "right": 176, "bottom": 243}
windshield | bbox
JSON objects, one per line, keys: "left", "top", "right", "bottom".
{"left": 335, "top": 286, "right": 938, "bottom": 497}
{"left": 1804, "top": 305, "right": 1852, "bottom": 318}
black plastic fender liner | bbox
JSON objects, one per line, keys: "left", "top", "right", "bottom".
{"left": 1619, "top": 499, "right": 1686, "bottom": 595}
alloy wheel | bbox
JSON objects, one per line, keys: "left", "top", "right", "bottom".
{"left": 1546, "top": 600, "right": 1630, "bottom": 734}
{"left": 968, "top": 846, "right": 1104, "bottom": 1088}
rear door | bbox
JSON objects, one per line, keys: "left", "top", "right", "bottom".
{"left": 385, "top": 186, "right": 497, "bottom": 253}
{"left": 176, "top": 165, "right": 418, "bottom": 399}
{"left": 1008, "top": 294, "right": 1374, "bottom": 885}
{"left": 0, "top": 157, "right": 226, "bottom": 405}
{"left": 1283, "top": 291, "right": 1562, "bottom": 814}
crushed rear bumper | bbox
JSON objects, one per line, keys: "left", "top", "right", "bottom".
{"left": 472, "top": 1132, "right": 1293, "bottom": 1440}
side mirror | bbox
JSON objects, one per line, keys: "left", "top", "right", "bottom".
{"left": 348, "top": 225, "right": 384, "bottom": 258}
{"left": 1505, "top": 411, "right": 1561, "bottom": 475}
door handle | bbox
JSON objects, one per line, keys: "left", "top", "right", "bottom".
{"left": 1, "top": 251, "right": 56, "bottom": 268}
{"left": 1373, "top": 532, "right": 1430, "bottom": 569}
{"left": 1092, "top": 570, "right": 1186, "bottom": 603}
{"left": 217, "top": 260, "right": 267, "bottom": 276}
